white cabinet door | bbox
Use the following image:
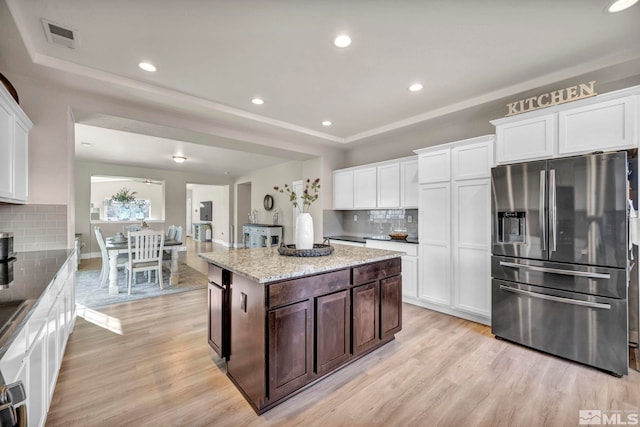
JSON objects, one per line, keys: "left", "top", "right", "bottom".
{"left": 0, "top": 100, "right": 13, "bottom": 199}
{"left": 332, "top": 170, "right": 354, "bottom": 209}
{"left": 452, "top": 140, "right": 493, "bottom": 180}
{"left": 13, "top": 117, "right": 29, "bottom": 202}
{"left": 353, "top": 167, "right": 377, "bottom": 209}
{"left": 495, "top": 114, "right": 556, "bottom": 164}
{"left": 377, "top": 163, "right": 400, "bottom": 208}
{"left": 401, "top": 255, "right": 418, "bottom": 299}
{"left": 46, "top": 303, "right": 59, "bottom": 402}
{"left": 27, "top": 325, "right": 46, "bottom": 427}
{"left": 418, "top": 183, "right": 451, "bottom": 305}
{"left": 365, "top": 238, "right": 419, "bottom": 300}
{"left": 558, "top": 95, "right": 637, "bottom": 155}
{"left": 452, "top": 179, "right": 491, "bottom": 317}
{"left": 400, "top": 159, "right": 419, "bottom": 208}
{"left": 418, "top": 149, "right": 450, "bottom": 184}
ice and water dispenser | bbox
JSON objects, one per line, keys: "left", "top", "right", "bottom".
{"left": 497, "top": 211, "right": 526, "bottom": 243}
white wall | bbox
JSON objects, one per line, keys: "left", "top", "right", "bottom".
{"left": 233, "top": 158, "right": 324, "bottom": 244}
{"left": 76, "top": 160, "right": 233, "bottom": 257}
{"left": 190, "top": 184, "right": 230, "bottom": 244}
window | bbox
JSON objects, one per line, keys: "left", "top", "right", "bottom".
{"left": 90, "top": 176, "right": 165, "bottom": 221}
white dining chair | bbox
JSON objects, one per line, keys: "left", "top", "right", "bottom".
{"left": 125, "top": 229, "right": 165, "bottom": 295}
{"left": 174, "top": 226, "right": 183, "bottom": 242}
{"left": 94, "top": 226, "right": 128, "bottom": 288}
{"left": 166, "top": 225, "right": 177, "bottom": 241}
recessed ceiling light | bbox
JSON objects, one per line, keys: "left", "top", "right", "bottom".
{"left": 322, "top": 120, "right": 332, "bottom": 127}
{"left": 334, "top": 34, "right": 352, "bottom": 48}
{"left": 172, "top": 155, "right": 187, "bottom": 163}
{"left": 409, "top": 83, "right": 423, "bottom": 92}
{"left": 138, "top": 62, "right": 157, "bottom": 72}
{"left": 251, "top": 97, "right": 264, "bottom": 105}
{"left": 607, "top": 0, "right": 638, "bottom": 12}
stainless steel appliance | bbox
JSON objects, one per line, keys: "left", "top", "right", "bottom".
{"left": 0, "top": 234, "right": 13, "bottom": 262}
{"left": 491, "top": 151, "right": 633, "bottom": 376}
{"left": 0, "top": 380, "right": 26, "bottom": 427}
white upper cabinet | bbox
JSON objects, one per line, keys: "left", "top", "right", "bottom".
{"left": 0, "top": 100, "right": 13, "bottom": 199}
{"left": 377, "top": 162, "right": 400, "bottom": 208}
{"left": 492, "top": 86, "right": 640, "bottom": 164}
{"left": 353, "top": 167, "right": 377, "bottom": 209}
{"left": 332, "top": 170, "right": 354, "bottom": 210}
{"left": 13, "top": 117, "right": 29, "bottom": 201}
{"left": 558, "top": 95, "right": 637, "bottom": 156}
{"left": 332, "top": 155, "right": 418, "bottom": 210}
{"left": 400, "top": 159, "right": 419, "bottom": 208}
{"left": 494, "top": 114, "right": 556, "bottom": 164}
{"left": 418, "top": 149, "right": 450, "bottom": 184}
{"left": 0, "top": 83, "right": 32, "bottom": 203}
{"left": 452, "top": 138, "right": 494, "bottom": 180}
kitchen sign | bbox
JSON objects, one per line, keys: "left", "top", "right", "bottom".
{"left": 505, "top": 81, "right": 597, "bottom": 116}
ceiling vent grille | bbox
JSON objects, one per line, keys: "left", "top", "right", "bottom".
{"left": 41, "top": 19, "right": 78, "bottom": 49}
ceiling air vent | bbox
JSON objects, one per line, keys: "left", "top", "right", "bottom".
{"left": 41, "top": 19, "right": 78, "bottom": 49}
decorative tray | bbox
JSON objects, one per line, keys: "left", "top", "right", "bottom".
{"left": 389, "top": 233, "right": 408, "bottom": 240}
{"left": 277, "top": 243, "right": 334, "bottom": 257}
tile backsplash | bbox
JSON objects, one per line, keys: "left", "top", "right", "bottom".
{"left": 0, "top": 204, "right": 68, "bottom": 252}
{"left": 323, "top": 209, "right": 418, "bottom": 238}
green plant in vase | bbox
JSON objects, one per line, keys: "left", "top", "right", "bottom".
{"left": 111, "top": 187, "right": 137, "bottom": 220}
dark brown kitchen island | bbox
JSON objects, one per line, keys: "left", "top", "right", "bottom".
{"left": 199, "top": 244, "right": 403, "bottom": 413}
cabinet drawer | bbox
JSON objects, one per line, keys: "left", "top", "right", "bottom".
{"left": 208, "top": 264, "right": 223, "bottom": 285}
{"left": 353, "top": 258, "right": 401, "bottom": 286}
{"left": 267, "top": 269, "right": 350, "bottom": 309}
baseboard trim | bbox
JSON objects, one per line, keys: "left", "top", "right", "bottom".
{"left": 402, "top": 297, "right": 490, "bottom": 326}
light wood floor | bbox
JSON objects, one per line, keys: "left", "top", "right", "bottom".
{"left": 49, "top": 248, "right": 640, "bottom": 426}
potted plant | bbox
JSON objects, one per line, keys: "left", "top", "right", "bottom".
{"left": 274, "top": 178, "right": 320, "bottom": 249}
{"left": 111, "top": 187, "right": 137, "bottom": 220}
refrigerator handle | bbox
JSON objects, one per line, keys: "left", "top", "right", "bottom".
{"left": 549, "top": 169, "right": 557, "bottom": 252}
{"left": 540, "top": 170, "right": 547, "bottom": 251}
{"left": 499, "top": 285, "right": 611, "bottom": 310}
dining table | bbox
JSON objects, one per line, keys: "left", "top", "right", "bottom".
{"left": 105, "top": 236, "right": 183, "bottom": 296}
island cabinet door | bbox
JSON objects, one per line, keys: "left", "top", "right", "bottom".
{"left": 267, "top": 299, "right": 314, "bottom": 401}
{"left": 352, "top": 281, "right": 380, "bottom": 356}
{"left": 380, "top": 275, "right": 402, "bottom": 340}
{"left": 316, "top": 290, "right": 351, "bottom": 375}
{"left": 208, "top": 282, "right": 229, "bottom": 358}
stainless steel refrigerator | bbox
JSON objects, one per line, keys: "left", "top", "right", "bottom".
{"left": 491, "top": 151, "right": 633, "bottom": 376}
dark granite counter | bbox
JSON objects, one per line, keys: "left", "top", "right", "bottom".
{"left": 325, "top": 235, "right": 419, "bottom": 244}
{"left": 0, "top": 249, "right": 75, "bottom": 357}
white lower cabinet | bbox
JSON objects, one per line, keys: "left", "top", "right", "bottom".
{"left": 364, "top": 239, "right": 418, "bottom": 300}
{"left": 28, "top": 326, "right": 46, "bottom": 427}
{"left": 0, "top": 251, "right": 76, "bottom": 427}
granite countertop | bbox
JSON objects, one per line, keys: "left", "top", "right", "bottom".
{"left": 199, "top": 245, "right": 403, "bottom": 283}
{"left": 325, "top": 235, "right": 419, "bottom": 244}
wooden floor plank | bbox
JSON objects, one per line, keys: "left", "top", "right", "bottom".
{"left": 47, "top": 245, "right": 640, "bottom": 426}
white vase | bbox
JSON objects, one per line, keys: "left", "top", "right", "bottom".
{"left": 295, "top": 213, "right": 314, "bottom": 250}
